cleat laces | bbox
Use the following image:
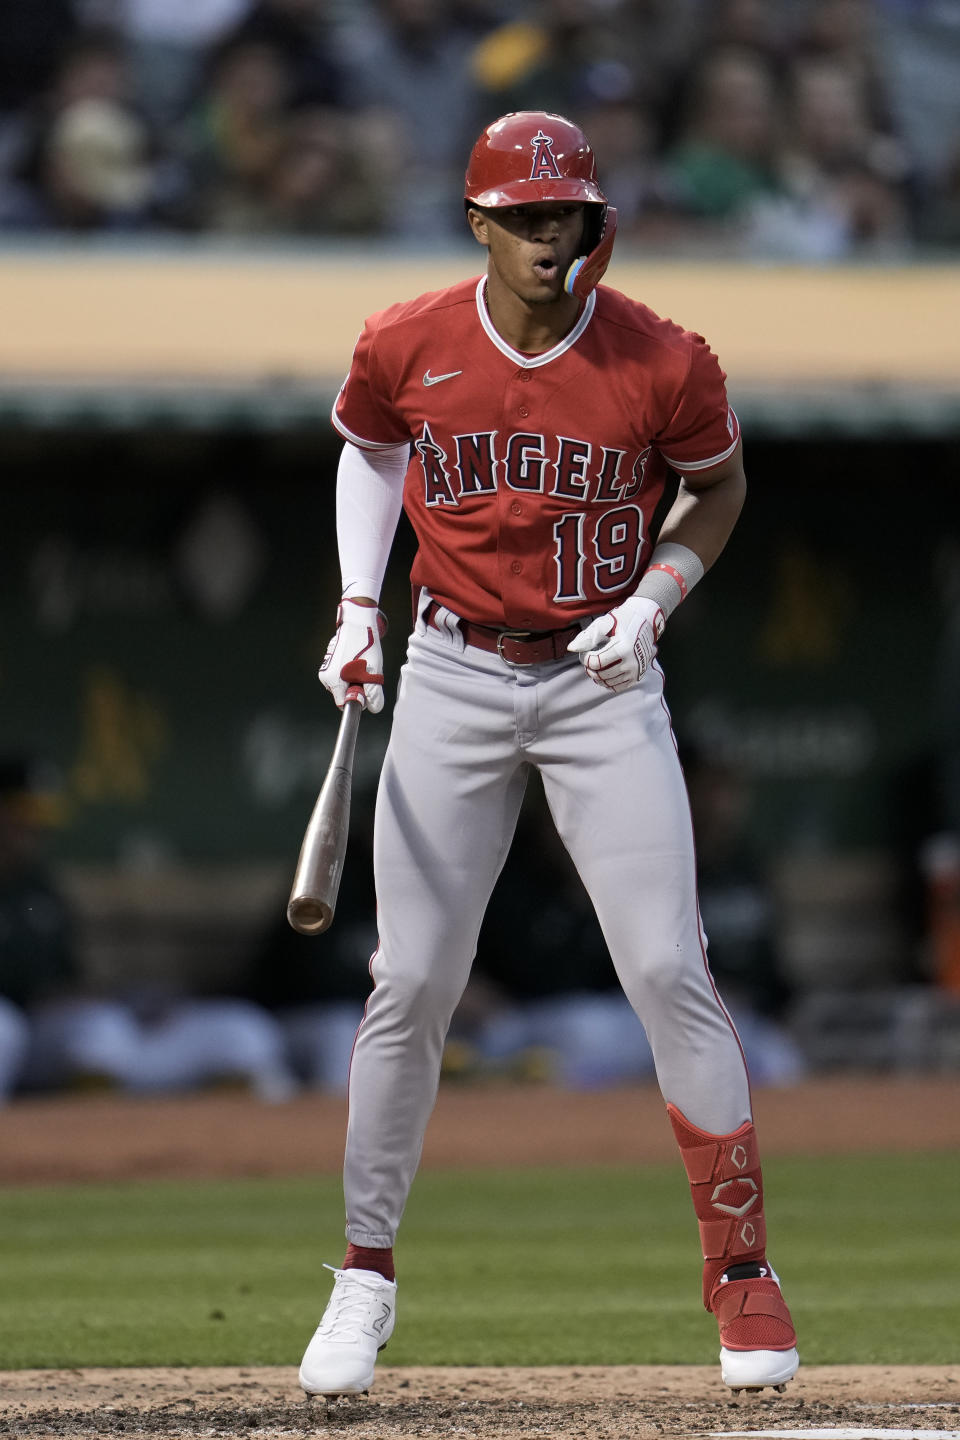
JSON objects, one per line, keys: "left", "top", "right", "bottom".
{"left": 317, "top": 1266, "right": 392, "bottom": 1342}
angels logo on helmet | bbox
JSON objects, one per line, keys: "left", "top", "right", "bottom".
{"left": 528, "top": 129, "right": 563, "bottom": 181}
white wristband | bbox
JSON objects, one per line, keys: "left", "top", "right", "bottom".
{"left": 633, "top": 543, "right": 704, "bottom": 621}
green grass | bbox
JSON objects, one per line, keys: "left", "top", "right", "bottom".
{"left": 0, "top": 1153, "right": 957, "bottom": 1369}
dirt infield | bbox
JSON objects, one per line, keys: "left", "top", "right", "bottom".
{"left": 2, "top": 1076, "right": 959, "bottom": 1438}
{"left": 3, "top": 1364, "right": 960, "bottom": 1438}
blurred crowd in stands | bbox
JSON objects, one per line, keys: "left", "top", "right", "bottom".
{"left": 1, "top": 0, "right": 959, "bottom": 258}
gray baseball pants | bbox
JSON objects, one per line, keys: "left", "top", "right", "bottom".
{"left": 344, "top": 621, "right": 751, "bottom": 1248}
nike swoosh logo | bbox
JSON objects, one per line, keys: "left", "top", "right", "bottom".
{"left": 422, "top": 368, "right": 463, "bottom": 386}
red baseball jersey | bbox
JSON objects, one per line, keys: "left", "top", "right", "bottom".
{"left": 333, "top": 276, "right": 739, "bottom": 630}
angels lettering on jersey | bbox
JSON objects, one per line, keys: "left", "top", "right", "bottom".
{"left": 413, "top": 424, "right": 654, "bottom": 603}
{"left": 414, "top": 424, "right": 650, "bottom": 510}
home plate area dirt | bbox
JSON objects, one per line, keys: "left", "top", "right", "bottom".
{"left": 2, "top": 1364, "right": 960, "bottom": 1439}
{"left": 2, "top": 1076, "right": 960, "bottom": 1438}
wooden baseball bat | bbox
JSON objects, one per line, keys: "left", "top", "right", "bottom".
{"left": 286, "top": 685, "right": 366, "bottom": 935}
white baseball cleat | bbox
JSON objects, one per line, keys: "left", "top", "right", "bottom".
{"left": 721, "top": 1343, "right": 800, "bottom": 1392}
{"left": 299, "top": 1265, "right": 397, "bottom": 1396}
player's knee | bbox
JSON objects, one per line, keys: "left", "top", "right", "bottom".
{"left": 621, "top": 945, "right": 699, "bottom": 1004}
{"left": 376, "top": 965, "right": 464, "bottom": 1030}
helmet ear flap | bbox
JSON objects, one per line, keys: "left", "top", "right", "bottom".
{"left": 564, "top": 206, "right": 617, "bottom": 298}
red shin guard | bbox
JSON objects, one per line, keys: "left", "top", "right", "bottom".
{"left": 668, "top": 1104, "right": 796, "bottom": 1354}
{"left": 667, "top": 1103, "right": 768, "bottom": 1308}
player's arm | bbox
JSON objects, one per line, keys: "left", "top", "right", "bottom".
{"left": 318, "top": 440, "right": 408, "bottom": 712}
{"left": 570, "top": 326, "right": 746, "bottom": 692}
{"left": 654, "top": 441, "right": 746, "bottom": 573}
{"left": 568, "top": 444, "right": 745, "bottom": 693}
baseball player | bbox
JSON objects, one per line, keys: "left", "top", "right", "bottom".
{"left": 299, "top": 111, "right": 799, "bottom": 1397}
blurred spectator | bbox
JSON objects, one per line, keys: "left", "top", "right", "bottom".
{"left": 0, "top": 754, "right": 298, "bottom": 1103}
{"left": 663, "top": 45, "right": 784, "bottom": 233}
{"left": 691, "top": 0, "right": 793, "bottom": 70}
{"left": 575, "top": 94, "right": 686, "bottom": 248}
{"left": 243, "top": 808, "right": 377, "bottom": 1091}
{"left": 221, "top": 0, "right": 346, "bottom": 111}
{"left": 200, "top": 103, "right": 393, "bottom": 235}
{"left": 329, "top": 0, "right": 489, "bottom": 237}
{"left": 764, "top": 54, "right": 912, "bottom": 258}
{"left": 42, "top": 99, "right": 156, "bottom": 228}
{"left": 458, "top": 786, "right": 656, "bottom": 1090}
{"left": 453, "top": 758, "right": 805, "bottom": 1089}
{"left": 0, "top": 756, "right": 76, "bottom": 1101}
{"left": 117, "top": 0, "right": 255, "bottom": 131}
{"left": 876, "top": 0, "right": 960, "bottom": 234}
{"left": 793, "top": 0, "right": 895, "bottom": 130}
{"left": 469, "top": 0, "right": 633, "bottom": 119}
{"left": 680, "top": 743, "right": 807, "bottom": 1086}
{"left": 178, "top": 30, "right": 391, "bottom": 236}
{"left": 660, "top": 22, "right": 913, "bottom": 260}
{"left": 11, "top": 29, "right": 179, "bottom": 231}
{"left": 264, "top": 105, "right": 392, "bottom": 236}
{"left": 918, "top": 535, "right": 960, "bottom": 994}
{"left": 178, "top": 35, "right": 292, "bottom": 229}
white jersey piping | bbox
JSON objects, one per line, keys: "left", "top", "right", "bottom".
{"left": 331, "top": 402, "right": 409, "bottom": 451}
{"left": 660, "top": 409, "right": 740, "bottom": 471}
{"left": 474, "top": 276, "right": 596, "bottom": 367}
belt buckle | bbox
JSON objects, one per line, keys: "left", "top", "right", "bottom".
{"left": 496, "top": 629, "right": 535, "bottom": 666}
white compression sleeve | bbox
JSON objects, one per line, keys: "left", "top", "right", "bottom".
{"left": 336, "top": 441, "right": 409, "bottom": 601}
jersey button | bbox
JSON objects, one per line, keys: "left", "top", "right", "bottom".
{"left": 510, "top": 501, "right": 523, "bottom": 515}
{"left": 518, "top": 371, "right": 532, "bottom": 383}
{"left": 518, "top": 405, "right": 529, "bottom": 418}
{"left": 510, "top": 560, "right": 523, "bottom": 574}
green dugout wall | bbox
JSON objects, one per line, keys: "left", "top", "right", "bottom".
{"left": 1, "top": 428, "right": 955, "bottom": 871}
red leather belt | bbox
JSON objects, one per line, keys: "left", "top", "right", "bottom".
{"left": 424, "top": 600, "right": 580, "bottom": 667}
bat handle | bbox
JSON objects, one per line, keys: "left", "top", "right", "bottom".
{"left": 345, "top": 684, "right": 367, "bottom": 709}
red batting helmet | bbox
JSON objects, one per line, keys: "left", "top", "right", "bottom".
{"left": 464, "top": 111, "right": 617, "bottom": 299}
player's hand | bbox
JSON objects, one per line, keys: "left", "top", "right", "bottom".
{"left": 567, "top": 595, "right": 665, "bottom": 693}
{"left": 319, "top": 598, "right": 387, "bottom": 713}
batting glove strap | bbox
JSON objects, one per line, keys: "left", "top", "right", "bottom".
{"left": 566, "top": 595, "right": 665, "bottom": 692}
{"left": 319, "top": 599, "right": 388, "bottom": 713}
